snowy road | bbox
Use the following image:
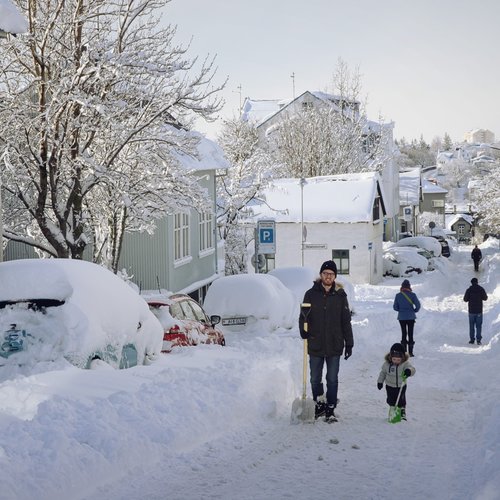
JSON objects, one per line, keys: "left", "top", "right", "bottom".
{"left": 1, "top": 241, "right": 499, "bottom": 500}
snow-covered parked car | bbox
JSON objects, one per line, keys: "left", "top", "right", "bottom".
{"left": 146, "top": 293, "right": 225, "bottom": 353}
{"left": 394, "top": 236, "right": 442, "bottom": 257}
{"left": 203, "top": 273, "right": 296, "bottom": 333}
{"left": 269, "top": 266, "right": 356, "bottom": 315}
{"left": 383, "top": 247, "right": 429, "bottom": 277}
{"left": 0, "top": 259, "right": 163, "bottom": 371}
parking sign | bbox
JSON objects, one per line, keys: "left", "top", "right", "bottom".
{"left": 257, "top": 220, "right": 276, "bottom": 254}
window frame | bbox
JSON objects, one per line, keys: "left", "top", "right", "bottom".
{"left": 174, "top": 212, "right": 191, "bottom": 264}
{"left": 332, "top": 249, "right": 350, "bottom": 275}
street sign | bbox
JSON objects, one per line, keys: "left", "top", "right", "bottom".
{"left": 303, "top": 243, "right": 327, "bottom": 249}
{"left": 403, "top": 206, "right": 412, "bottom": 222}
{"left": 257, "top": 219, "right": 276, "bottom": 254}
{"left": 368, "top": 242, "right": 373, "bottom": 250}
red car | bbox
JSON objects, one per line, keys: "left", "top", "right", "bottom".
{"left": 147, "top": 294, "right": 225, "bottom": 353}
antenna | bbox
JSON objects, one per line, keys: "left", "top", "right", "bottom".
{"left": 291, "top": 72, "right": 296, "bottom": 99}
{"left": 233, "top": 84, "right": 243, "bottom": 116}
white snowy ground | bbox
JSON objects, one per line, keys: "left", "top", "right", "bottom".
{"left": 0, "top": 240, "right": 499, "bottom": 500}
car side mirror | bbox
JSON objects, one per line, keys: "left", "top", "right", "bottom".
{"left": 210, "top": 315, "right": 221, "bottom": 326}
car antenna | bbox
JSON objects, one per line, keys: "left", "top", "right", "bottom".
{"left": 156, "top": 276, "right": 161, "bottom": 294}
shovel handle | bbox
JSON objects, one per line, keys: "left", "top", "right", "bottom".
{"left": 302, "top": 339, "right": 308, "bottom": 400}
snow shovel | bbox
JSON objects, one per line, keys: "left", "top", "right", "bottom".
{"left": 291, "top": 304, "right": 315, "bottom": 424}
{"left": 388, "top": 378, "right": 406, "bottom": 424}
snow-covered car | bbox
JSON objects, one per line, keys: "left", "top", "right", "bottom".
{"left": 394, "top": 236, "right": 442, "bottom": 257}
{"left": 0, "top": 259, "right": 163, "bottom": 370}
{"left": 269, "top": 266, "right": 356, "bottom": 314}
{"left": 203, "top": 273, "right": 296, "bottom": 333}
{"left": 383, "top": 247, "right": 429, "bottom": 277}
{"left": 146, "top": 294, "right": 225, "bottom": 353}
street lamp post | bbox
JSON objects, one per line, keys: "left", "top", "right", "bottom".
{"left": 300, "top": 177, "right": 306, "bottom": 266}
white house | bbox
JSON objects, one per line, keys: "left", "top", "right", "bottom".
{"left": 241, "top": 91, "right": 400, "bottom": 243}
{"left": 249, "top": 172, "right": 387, "bottom": 284}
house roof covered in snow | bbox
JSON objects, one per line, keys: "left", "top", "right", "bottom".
{"left": 399, "top": 167, "right": 421, "bottom": 206}
{"left": 249, "top": 172, "right": 386, "bottom": 224}
{"left": 241, "top": 91, "right": 361, "bottom": 128}
{"left": 171, "top": 130, "right": 230, "bottom": 172}
{"left": 447, "top": 213, "right": 474, "bottom": 228}
{"left": 422, "top": 179, "right": 448, "bottom": 194}
{"left": 0, "top": 0, "right": 28, "bottom": 34}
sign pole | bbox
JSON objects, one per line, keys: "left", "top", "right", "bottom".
{"left": 254, "top": 227, "right": 259, "bottom": 274}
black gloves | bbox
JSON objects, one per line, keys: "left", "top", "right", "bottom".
{"left": 344, "top": 346, "right": 352, "bottom": 360}
{"left": 299, "top": 329, "right": 309, "bottom": 340}
{"left": 377, "top": 383, "right": 383, "bottom": 390}
{"left": 404, "top": 368, "right": 411, "bottom": 377}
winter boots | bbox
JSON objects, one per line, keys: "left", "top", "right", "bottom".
{"left": 325, "top": 404, "right": 337, "bottom": 423}
{"left": 408, "top": 342, "right": 415, "bottom": 357}
{"left": 314, "top": 396, "right": 326, "bottom": 420}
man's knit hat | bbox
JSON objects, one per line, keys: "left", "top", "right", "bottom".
{"left": 320, "top": 260, "right": 337, "bottom": 275}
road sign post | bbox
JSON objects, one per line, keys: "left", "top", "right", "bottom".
{"left": 257, "top": 220, "right": 276, "bottom": 255}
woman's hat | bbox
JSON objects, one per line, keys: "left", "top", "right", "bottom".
{"left": 401, "top": 279, "right": 411, "bottom": 289}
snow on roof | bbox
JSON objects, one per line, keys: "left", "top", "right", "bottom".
{"left": 242, "top": 91, "right": 362, "bottom": 128}
{"left": 399, "top": 167, "right": 421, "bottom": 205}
{"left": 250, "top": 172, "right": 384, "bottom": 223}
{"left": 241, "top": 98, "right": 291, "bottom": 126}
{"left": 171, "top": 130, "right": 230, "bottom": 172}
{"left": 447, "top": 213, "right": 474, "bottom": 228}
{"left": 0, "top": 0, "right": 28, "bottom": 34}
{"left": 422, "top": 178, "right": 448, "bottom": 194}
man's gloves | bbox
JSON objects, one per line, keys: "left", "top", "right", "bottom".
{"left": 344, "top": 346, "right": 352, "bottom": 360}
{"left": 377, "top": 382, "right": 383, "bottom": 390}
{"left": 299, "top": 329, "right": 309, "bottom": 340}
{"left": 404, "top": 368, "right": 411, "bottom": 377}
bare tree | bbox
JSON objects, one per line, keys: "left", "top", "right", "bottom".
{"left": 0, "top": 0, "right": 224, "bottom": 264}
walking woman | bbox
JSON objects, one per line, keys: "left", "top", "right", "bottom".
{"left": 393, "top": 279, "right": 421, "bottom": 356}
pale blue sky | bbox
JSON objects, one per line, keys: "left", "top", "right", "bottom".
{"left": 164, "top": 0, "right": 499, "bottom": 143}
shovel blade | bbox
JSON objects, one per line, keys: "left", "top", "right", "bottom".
{"left": 388, "top": 406, "right": 402, "bottom": 423}
{"left": 291, "top": 397, "right": 316, "bottom": 424}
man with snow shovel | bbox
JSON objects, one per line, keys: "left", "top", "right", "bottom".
{"left": 299, "top": 260, "right": 354, "bottom": 423}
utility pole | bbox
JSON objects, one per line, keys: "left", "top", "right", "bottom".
{"left": 291, "top": 72, "right": 295, "bottom": 99}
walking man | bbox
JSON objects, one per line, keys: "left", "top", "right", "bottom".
{"left": 464, "top": 277, "right": 488, "bottom": 345}
{"left": 471, "top": 245, "right": 482, "bottom": 272}
{"left": 299, "top": 260, "right": 354, "bottom": 422}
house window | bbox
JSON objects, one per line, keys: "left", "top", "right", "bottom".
{"left": 174, "top": 213, "right": 190, "bottom": 261}
{"left": 458, "top": 224, "right": 465, "bottom": 235}
{"left": 199, "top": 211, "right": 214, "bottom": 253}
{"left": 302, "top": 101, "right": 313, "bottom": 111}
{"left": 372, "top": 196, "right": 381, "bottom": 221}
{"left": 432, "top": 200, "right": 445, "bottom": 208}
{"left": 332, "top": 249, "right": 349, "bottom": 275}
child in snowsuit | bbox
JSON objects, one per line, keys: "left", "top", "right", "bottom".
{"left": 377, "top": 342, "right": 416, "bottom": 420}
